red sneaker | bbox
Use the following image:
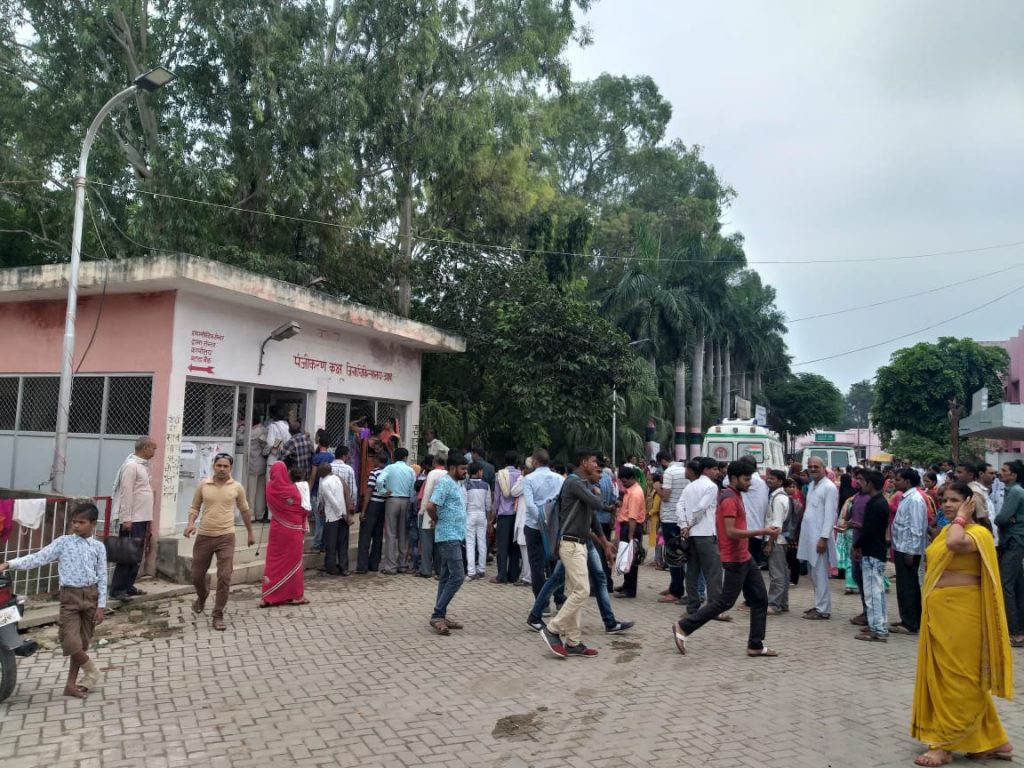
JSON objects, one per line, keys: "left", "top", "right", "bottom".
{"left": 565, "top": 643, "right": 599, "bottom": 658}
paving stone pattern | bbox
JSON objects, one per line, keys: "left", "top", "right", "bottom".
{"left": 2, "top": 566, "right": 1022, "bottom": 768}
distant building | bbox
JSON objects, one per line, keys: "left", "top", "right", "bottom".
{"left": 961, "top": 327, "right": 1024, "bottom": 454}
{"left": 792, "top": 427, "right": 883, "bottom": 464}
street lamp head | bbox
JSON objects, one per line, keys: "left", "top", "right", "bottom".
{"left": 134, "top": 66, "right": 176, "bottom": 93}
{"left": 269, "top": 321, "right": 301, "bottom": 342}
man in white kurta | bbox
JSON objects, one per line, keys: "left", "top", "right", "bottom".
{"left": 797, "top": 458, "right": 839, "bottom": 618}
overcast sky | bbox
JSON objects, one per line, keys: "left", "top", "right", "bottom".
{"left": 567, "top": 0, "right": 1024, "bottom": 392}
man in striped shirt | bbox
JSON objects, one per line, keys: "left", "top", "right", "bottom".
{"left": 355, "top": 451, "right": 389, "bottom": 573}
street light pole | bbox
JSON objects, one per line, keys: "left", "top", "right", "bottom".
{"left": 51, "top": 68, "right": 175, "bottom": 492}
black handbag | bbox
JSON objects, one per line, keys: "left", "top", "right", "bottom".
{"left": 103, "top": 533, "right": 144, "bottom": 566}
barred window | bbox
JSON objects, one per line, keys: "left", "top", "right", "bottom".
{"left": 324, "top": 401, "right": 349, "bottom": 448}
{"left": 69, "top": 376, "right": 104, "bottom": 434}
{"left": 184, "top": 381, "right": 235, "bottom": 437}
{"left": 106, "top": 376, "right": 153, "bottom": 436}
{"left": 350, "top": 399, "right": 373, "bottom": 428}
{"left": 0, "top": 377, "right": 17, "bottom": 430}
{"left": 376, "top": 402, "right": 404, "bottom": 432}
{"left": 18, "top": 377, "right": 59, "bottom": 432}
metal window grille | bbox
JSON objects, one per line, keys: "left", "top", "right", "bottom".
{"left": 105, "top": 376, "right": 153, "bottom": 436}
{"left": 376, "top": 402, "right": 404, "bottom": 433}
{"left": 18, "top": 377, "right": 60, "bottom": 432}
{"left": 183, "top": 381, "right": 236, "bottom": 437}
{"left": 350, "top": 399, "right": 373, "bottom": 428}
{"left": 0, "top": 497, "right": 112, "bottom": 597}
{"left": 324, "top": 402, "right": 349, "bottom": 449}
{"left": 69, "top": 376, "right": 104, "bottom": 434}
{"left": 0, "top": 377, "right": 17, "bottom": 430}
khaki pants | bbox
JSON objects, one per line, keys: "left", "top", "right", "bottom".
{"left": 546, "top": 541, "right": 589, "bottom": 646}
{"left": 191, "top": 533, "right": 236, "bottom": 619}
{"left": 58, "top": 585, "right": 98, "bottom": 656}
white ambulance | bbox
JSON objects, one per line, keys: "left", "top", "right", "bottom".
{"left": 701, "top": 420, "right": 787, "bottom": 472}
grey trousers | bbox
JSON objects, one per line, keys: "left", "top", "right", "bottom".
{"left": 766, "top": 540, "right": 790, "bottom": 610}
{"left": 684, "top": 536, "right": 723, "bottom": 614}
{"left": 381, "top": 497, "right": 410, "bottom": 573}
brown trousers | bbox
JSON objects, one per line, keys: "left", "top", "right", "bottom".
{"left": 191, "top": 533, "right": 236, "bottom": 619}
{"left": 59, "top": 585, "right": 98, "bottom": 656}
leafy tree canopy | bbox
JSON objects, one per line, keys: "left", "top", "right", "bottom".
{"left": 872, "top": 337, "right": 1009, "bottom": 445}
{"left": 766, "top": 372, "right": 843, "bottom": 446}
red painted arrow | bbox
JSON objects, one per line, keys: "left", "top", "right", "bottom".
{"left": 188, "top": 365, "right": 215, "bottom": 374}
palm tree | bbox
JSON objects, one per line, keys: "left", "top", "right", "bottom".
{"left": 599, "top": 225, "right": 693, "bottom": 456}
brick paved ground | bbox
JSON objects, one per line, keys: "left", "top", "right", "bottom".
{"left": 2, "top": 564, "right": 1022, "bottom": 768}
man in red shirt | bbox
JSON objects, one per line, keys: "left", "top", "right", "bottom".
{"left": 673, "top": 460, "right": 781, "bottom": 657}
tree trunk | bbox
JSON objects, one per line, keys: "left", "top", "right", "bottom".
{"left": 646, "top": 353, "right": 657, "bottom": 382}
{"left": 396, "top": 180, "right": 413, "bottom": 316}
{"left": 689, "top": 322, "right": 706, "bottom": 459}
{"left": 713, "top": 341, "right": 723, "bottom": 415}
{"left": 754, "top": 368, "right": 763, "bottom": 399}
{"left": 722, "top": 343, "right": 732, "bottom": 418}
{"left": 673, "top": 358, "right": 687, "bottom": 460}
{"left": 704, "top": 337, "right": 713, "bottom": 403}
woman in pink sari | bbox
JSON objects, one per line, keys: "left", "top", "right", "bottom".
{"left": 260, "top": 462, "right": 309, "bottom": 607}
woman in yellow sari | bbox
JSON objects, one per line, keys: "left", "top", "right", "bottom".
{"left": 911, "top": 481, "right": 1014, "bottom": 766}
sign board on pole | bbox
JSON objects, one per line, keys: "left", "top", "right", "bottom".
{"left": 753, "top": 405, "right": 767, "bottom": 425}
{"left": 735, "top": 396, "right": 752, "bottom": 420}
{"left": 972, "top": 387, "right": 989, "bottom": 415}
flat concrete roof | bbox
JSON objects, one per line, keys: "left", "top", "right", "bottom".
{"left": 0, "top": 254, "right": 465, "bottom": 353}
{"left": 959, "top": 402, "right": 1024, "bottom": 441}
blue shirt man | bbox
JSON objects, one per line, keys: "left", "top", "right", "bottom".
{"left": 522, "top": 464, "right": 564, "bottom": 530}
{"left": 376, "top": 459, "right": 416, "bottom": 498}
{"left": 427, "top": 459, "right": 470, "bottom": 630}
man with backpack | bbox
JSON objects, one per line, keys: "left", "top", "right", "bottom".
{"left": 764, "top": 469, "right": 791, "bottom": 614}
{"left": 539, "top": 450, "right": 617, "bottom": 659}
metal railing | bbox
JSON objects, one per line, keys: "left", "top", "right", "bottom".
{"left": 0, "top": 494, "right": 112, "bottom": 597}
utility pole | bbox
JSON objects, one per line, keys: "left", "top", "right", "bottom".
{"left": 948, "top": 398, "right": 964, "bottom": 464}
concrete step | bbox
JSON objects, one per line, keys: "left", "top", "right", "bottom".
{"left": 155, "top": 525, "right": 359, "bottom": 585}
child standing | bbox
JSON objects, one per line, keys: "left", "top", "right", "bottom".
{"left": 0, "top": 502, "right": 107, "bottom": 698}
{"left": 464, "top": 462, "right": 492, "bottom": 580}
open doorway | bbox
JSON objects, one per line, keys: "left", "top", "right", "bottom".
{"left": 253, "top": 387, "right": 307, "bottom": 429}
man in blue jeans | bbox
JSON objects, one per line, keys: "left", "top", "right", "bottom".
{"left": 526, "top": 539, "right": 635, "bottom": 634}
{"left": 425, "top": 455, "right": 469, "bottom": 635}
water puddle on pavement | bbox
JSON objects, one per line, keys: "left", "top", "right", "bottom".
{"left": 492, "top": 712, "right": 540, "bottom": 739}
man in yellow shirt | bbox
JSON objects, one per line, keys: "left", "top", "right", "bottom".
{"left": 185, "top": 453, "right": 253, "bottom": 631}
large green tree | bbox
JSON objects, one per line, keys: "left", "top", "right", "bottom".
{"left": 839, "top": 379, "right": 875, "bottom": 430}
{"left": 766, "top": 372, "right": 843, "bottom": 449}
{"left": 872, "top": 337, "right": 1009, "bottom": 445}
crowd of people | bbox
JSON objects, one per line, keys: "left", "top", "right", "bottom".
{"left": 1, "top": 423, "right": 1020, "bottom": 766}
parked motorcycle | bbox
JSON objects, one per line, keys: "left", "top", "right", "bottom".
{"left": 0, "top": 573, "right": 39, "bottom": 703}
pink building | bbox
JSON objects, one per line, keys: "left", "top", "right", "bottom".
{"left": 961, "top": 328, "right": 1024, "bottom": 451}
{"left": 0, "top": 255, "right": 463, "bottom": 539}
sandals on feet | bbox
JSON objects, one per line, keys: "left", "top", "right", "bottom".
{"left": 288, "top": 598, "right": 310, "bottom": 606}
{"left": 672, "top": 624, "right": 688, "bottom": 655}
{"left": 429, "top": 618, "right": 449, "bottom": 635}
{"left": 966, "top": 745, "right": 1013, "bottom": 761}
{"left": 914, "top": 749, "right": 952, "bottom": 766}
{"left": 746, "top": 647, "right": 779, "bottom": 657}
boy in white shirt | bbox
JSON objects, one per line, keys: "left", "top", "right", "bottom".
{"left": 318, "top": 464, "right": 352, "bottom": 575}
{"left": 464, "top": 462, "right": 493, "bottom": 580}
